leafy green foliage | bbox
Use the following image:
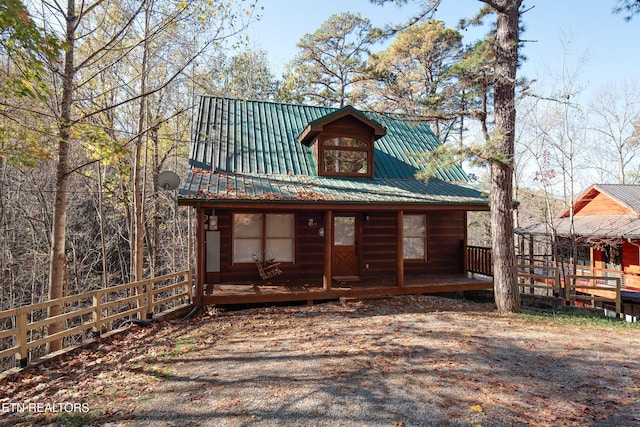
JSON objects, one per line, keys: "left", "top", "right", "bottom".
{"left": 0, "top": 120, "right": 52, "bottom": 168}
{"left": 0, "top": 0, "right": 60, "bottom": 167}
{"left": 75, "top": 123, "right": 128, "bottom": 166}
{"left": 366, "top": 20, "right": 463, "bottom": 115}
{"left": 0, "top": 0, "right": 59, "bottom": 98}
{"left": 281, "top": 12, "right": 381, "bottom": 107}
{"left": 361, "top": 20, "right": 464, "bottom": 142}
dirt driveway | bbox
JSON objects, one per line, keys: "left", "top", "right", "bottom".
{"left": 2, "top": 295, "right": 639, "bottom": 426}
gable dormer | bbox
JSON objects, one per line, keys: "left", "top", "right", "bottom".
{"left": 298, "top": 106, "right": 386, "bottom": 178}
{"left": 557, "top": 184, "right": 639, "bottom": 218}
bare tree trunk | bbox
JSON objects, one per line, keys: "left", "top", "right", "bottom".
{"left": 132, "top": 0, "right": 151, "bottom": 282}
{"left": 0, "top": 156, "right": 4, "bottom": 227}
{"left": 48, "top": 0, "right": 77, "bottom": 352}
{"left": 97, "top": 163, "right": 108, "bottom": 288}
{"left": 485, "top": 0, "right": 521, "bottom": 313}
{"left": 149, "top": 125, "right": 160, "bottom": 277}
{"left": 0, "top": 156, "right": 7, "bottom": 310}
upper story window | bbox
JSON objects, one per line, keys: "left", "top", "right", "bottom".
{"left": 320, "top": 137, "right": 372, "bottom": 177}
{"left": 297, "top": 106, "right": 386, "bottom": 179}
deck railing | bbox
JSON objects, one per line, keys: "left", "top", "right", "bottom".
{"left": 0, "top": 270, "right": 191, "bottom": 372}
{"left": 470, "top": 247, "right": 624, "bottom": 316}
{"left": 466, "top": 246, "right": 493, "bottom": 276}
{"left": 517, "top": 263, "right": 561, "bottom": 296}
{"left": 566, "top": 275, "right": 621, "bottom": 315}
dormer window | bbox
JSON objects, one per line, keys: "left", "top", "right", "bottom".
{"left": 321, "top": 137, "right": 371, "bottom": 177}
{"left": 297, "top": 105, "right": 386, "bottom": 179}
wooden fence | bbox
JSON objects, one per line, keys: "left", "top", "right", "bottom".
{"left": 517, "top": 263, "right": 561, "bottom": 295}
{"left": 566, "top": 275, "right": 622, "bottom": 315}
{"left": 0, "top": 270, "right": 191, "bottom": 371}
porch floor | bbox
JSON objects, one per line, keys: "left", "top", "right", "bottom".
{"left": 202, "top": 274, "right": 493, "bottom": 305}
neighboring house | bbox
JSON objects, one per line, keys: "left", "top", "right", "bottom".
{"left": 177, "top": 97, "right": 492, "bottom": 305}
{"left": 516, "top": 184, "right": 640, "bottom": 315}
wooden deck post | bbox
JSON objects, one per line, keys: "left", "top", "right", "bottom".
{"left": 615, "top": 277, "right": 622, "bottom": 316}
{"left": 323, "top": 210, "right": 333, "bottom": 291}
{"left": 16, "top": 307, "right": 28, "bottom": 368}
{"left": 195, "top": 205, "right": 205, "bottom": 307}
{"left": 463, "top": 211, "right": 468, "bottom": 273}
{"left": 528, "top": 235, "right": 535, "bottom": 294}
{"left": 145, "top": 280, "right": 153, "bottom": 320}
{"left": 92, "top": 292, "right": 102, "bottom": 337}
{"left": 397, "top": 210, "right": 405, "bottom": 287}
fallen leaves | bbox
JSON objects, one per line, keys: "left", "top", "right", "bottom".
{"left": 0, "top": 295, "right": 639, "bottom": 426}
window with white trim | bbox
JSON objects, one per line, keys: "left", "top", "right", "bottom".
{"left": 403, "top": 214, "right": 427, "bottom": 260}
{"left": 233, "top": 213, "right": 294, "bottom": 263}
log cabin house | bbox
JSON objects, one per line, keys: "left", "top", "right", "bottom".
{"left": 177, "top": 97, "right": 493, "bottom": 306}
{"left": 516, "top": 184, "right": 640, "bottom": 318}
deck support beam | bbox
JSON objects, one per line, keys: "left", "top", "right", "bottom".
{"left": 397, "top": 210, "right": 405, "bottom": 287}
{"left": 323, "top": 210, "right": 333, "bottom": 291}
{"left": 202, "top": 276, "right": 493, "bottom": 306}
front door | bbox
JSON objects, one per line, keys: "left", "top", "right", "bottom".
{"left": 332, "top": 215, "right": 358, "bottom": 277}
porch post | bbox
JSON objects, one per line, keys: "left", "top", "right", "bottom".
{"left": 463, "top": 211, "right": 468, "bottom": 272}
{"left": 323, "top": 210, "right": 332, "bottom": 291}
{"left": 528, "top": 235, "right": 535, "bottom": 294}
{"left": 195, "top": 205, "right": 205, "bottom": 307}
{"left": 397, "top": 210, "right": 405, "bottom": 287}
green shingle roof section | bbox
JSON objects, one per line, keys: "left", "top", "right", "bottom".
{"left": 181, "top": 96, "right": 489, "bottom": 206}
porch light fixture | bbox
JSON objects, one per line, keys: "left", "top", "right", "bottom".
{"left": 364, "top": 213, "right": 370, "bottom": 221}
{"left": 308, "top": 218, "right": 318, "bottom": 227}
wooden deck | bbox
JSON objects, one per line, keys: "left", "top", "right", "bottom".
{"left": 202, "top": 274, "right": 493, "bottom": 305}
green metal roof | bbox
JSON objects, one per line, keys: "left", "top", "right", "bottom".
{"left": 180, "top": 170, "right": 489, "bottom": 206}
{"left": 180, "top": 97, "right": 489, "bottom": 206}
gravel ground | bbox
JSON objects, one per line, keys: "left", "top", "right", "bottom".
{"left": 2, "top": 295, "right": 639, "bottom": 426}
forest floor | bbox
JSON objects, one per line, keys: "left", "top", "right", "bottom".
{"left": 1, "top": 295, "right": 639, "bottom": 427}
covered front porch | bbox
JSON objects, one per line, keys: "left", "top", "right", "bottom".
{"left": 190, "top": 205, "right": 494, "bottom": 306}
{"left": 200, "top": 246, "right": 495, "bottom": 306}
